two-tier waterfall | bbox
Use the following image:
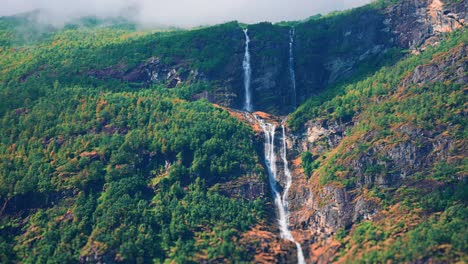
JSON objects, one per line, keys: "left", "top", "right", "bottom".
{"left": 289, "top": 28, "right": 297, "bottom": 110}
{"left": 254, "top": 115, "right": 306, "bottom": 264}
{"left": 243, "top": 28, "right": 253, "bottom": 112}
{"left": 241, "top": 28, "right": 305, "bottom": 263}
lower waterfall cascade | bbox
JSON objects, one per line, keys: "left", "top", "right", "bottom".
{"left": 253, "top": 114, "right": 306, "bottom": 264}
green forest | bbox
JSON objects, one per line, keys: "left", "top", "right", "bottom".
{"left": 0, "top": 0, "right": 467, "bottom": 263}
{"left": 0, "top": 85, "right": 267, "bottom": 262}
{"left": 0, "top": 17, "right": 268, "bottom": 262}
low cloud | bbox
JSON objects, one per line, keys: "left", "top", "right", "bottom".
{"left": 1, "top": 0, "right": 373, "bottom": 27}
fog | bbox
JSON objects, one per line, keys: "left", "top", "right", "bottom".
{"left": 1, "top": 0, "right": 373, "bottom": 27}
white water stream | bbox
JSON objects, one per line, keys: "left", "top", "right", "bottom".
{"left": 241, "top": 28, "right": 305, "bottom": 262}
{"left": 243, "top": 28, "right": 253, "bottom": 112}
{"left": 254, "top": 115, "right": 306, "bottom": 264}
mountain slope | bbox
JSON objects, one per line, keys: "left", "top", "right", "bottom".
{"left": 287, "top": 30, "right": 467, "bottom": 263}
{"left": 0, "top": 88, "right": 269, "bottom": 262}
{"left": 0, "top": 0, "right": 466, "bottom": 263}
{"left": 3, "top": 0, "right": 464, "bottom": 115}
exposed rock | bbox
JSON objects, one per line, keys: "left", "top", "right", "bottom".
{"left": 79, "top": 241, "right": 115, "bottom": 264}
{"left": 14, "top": 108, "right": 29, "bottom": 116}
{"left": 295, "top": 8, "right": 393, "bottom": 105}
{"left": 78, "top": 0, "right": 465, "bottom": 116}
{"left": 284, "top": 30, "right": 465, "bottom": 263}
{"left": 294, "top": 119, "right": 351, "bottom": 156}
{"left": 240, "top": 225, "right": 300, "bottom": 263}
{"left": 247, "top": 23, "right": 292, "bottom": 114}
{"left": 217, "top": 174, "right": 267, "bottom": 201}
{"left": 386, "top": 0, "right": 466, "bottom": 51}
{"left": 287, "top": 120, "right": 456, "bottom": 260}
{"left": 286, "top": 180, "right": 380, "bottom": 262}
{"left": 88, "top": 57, "right": 203, "bottom": 87}
{"left": 79, "top": 151, "right": 101, "bottom": 160}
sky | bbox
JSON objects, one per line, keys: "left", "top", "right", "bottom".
{"left": 0, "top": 0, "right": 373, "bottom": 27}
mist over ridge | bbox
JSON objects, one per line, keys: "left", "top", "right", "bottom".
{"left": 1, "top": 0, "right": 372, "bottom": 28}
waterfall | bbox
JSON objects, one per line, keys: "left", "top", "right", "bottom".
{"left": 243, "top": 28, "right": 253, "bottom": 112}
{"left": 289, "top": 28, "right": 297, "bottom": 110}
{"left": 254, "top": 115, "right": 306, "bottom": 264}
{"left": 280, "top": 124, "right": 292, "bottom": 217}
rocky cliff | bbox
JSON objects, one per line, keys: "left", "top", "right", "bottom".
{"left": 93, "top": 0, "right": 466, "bottom": 261}
{"left": 79, "top": 0, "right": 465, "bottom": 117}
{"left": 196, "top": 1, "right": 466, "bottom": 262}
{"left": 284, "top": 25, "right": 466, "bottom": 264}
{"left": 217, "top": 2, "right": 466, "bottom": 261}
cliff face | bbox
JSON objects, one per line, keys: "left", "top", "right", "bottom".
{"left": 294, "top": 7, "right": 392, "bottom": 101}
{"left": 247, "top": 24, "right": 292, "bottom": 114}
{"left": 284, "top": 31, "right": 466, "bottom": 264}
{"left": 1, "top": 1, "right": 465, "bottom": 263}
{"left": 11, "top": 1, "right": 464, "bottom": 118}
{"left": 84, "top": 0, "right": 465, "bottom": 116}
{"left": 77, "top": 1, "right": 466, "bottom": 262}
{"left": 388, "top": 0, "right": 466, "bottom": 50}
{"left": 294, "top": 0, "right": 466, "bottom": 107}
{"left": 88, "top": 57, "right": 205, "bottom": 88}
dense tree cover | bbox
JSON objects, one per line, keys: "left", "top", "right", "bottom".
{"left": 300, "top": 152, "right": 319, "bottom": 178}
{"left": 0, "top": 17, "right": 242, "bottom": 86}
{"left": 0, "top": 15, "right": 273, "bottom": 263}
{"left": 0, "top": 86, "right": 265, "bottom": 262}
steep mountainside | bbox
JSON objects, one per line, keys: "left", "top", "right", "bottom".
{"left": 0, "top": 88, "right": 270, "bottom": 262}
{"left": 0, "top": 0, "right": 466, "bottom": 263}
{"left": 288, "top": 30, "right": 466, "bottom": 263}
{"left": 2, "top": 0, "right": 465, "bottom": 115}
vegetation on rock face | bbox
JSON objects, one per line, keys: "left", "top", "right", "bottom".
{"left": 291, "top": 30, "right": 466, "bottom": 184}
{"left": 291, "top": 30, "right": 467, "bottom": 262}
{"left": 0, "top": 0, "right": 467, "bottom": 262}
{"left": 1, "top": 5, "right": 405, "bottom": 115}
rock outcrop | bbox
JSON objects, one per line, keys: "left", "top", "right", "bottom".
{"left": 88, "top": 57, "right": 203, "bottom": 87}
{"left": 387, "top": 0, "right": 466, "bottom": 51}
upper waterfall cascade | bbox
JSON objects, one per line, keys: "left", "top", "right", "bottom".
{"left": 242, "top": 28, "right": 253, "bottom": 112}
